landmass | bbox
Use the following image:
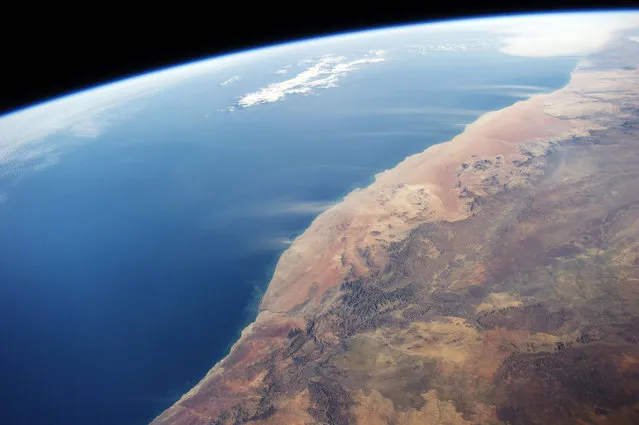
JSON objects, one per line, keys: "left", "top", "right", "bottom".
{"left": 151, "top": 34, "right": 639, "bottom": 425}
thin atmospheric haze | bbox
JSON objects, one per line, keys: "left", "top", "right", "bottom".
{"left": 1, "top": 11, "right": 639, "bottom": 425}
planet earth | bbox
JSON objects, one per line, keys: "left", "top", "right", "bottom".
{"left": 2, "top": 11, "right": 639, "bottom": 425}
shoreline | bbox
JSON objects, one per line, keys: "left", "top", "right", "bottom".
{"left": 206, "top": 90, "right": 557, "bottom": 383}
{"left": 257, "top": 84, "right": 589, "bottom": 315}
{"left": 150, "top": 50, "right": 619, "bottom": 424}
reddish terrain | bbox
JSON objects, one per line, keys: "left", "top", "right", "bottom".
{"left": 151, "top": 36, "right": 639, "bottom": 425}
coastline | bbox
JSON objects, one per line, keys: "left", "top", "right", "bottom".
{"left": 257, "top": 89, "right": 589, "bottom": 315}
{"left": 149, "top": 45, "right": 636, "bottom": 423}
{"left": 152, "top": 71, "right": 585, "bottom": 423}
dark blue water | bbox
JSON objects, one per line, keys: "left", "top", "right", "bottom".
{"left": 0, "top": 46, "right": 577, "bottom": 425}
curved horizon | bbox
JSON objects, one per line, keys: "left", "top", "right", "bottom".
{"left": 3, "top": 8, "right": 638, "bottom": 118}
{"left": 1, "top": 12, "right": 639, "bottom": 425}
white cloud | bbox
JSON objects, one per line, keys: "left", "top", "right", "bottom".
{"left": 401, "top": 12, "right": 639, "bottom": 57}
{"left": 368, "top": 49, "right": 387, "bottom": 57}
{"left": 484, "top": 12, "right": 639, "bottom": 57}
{"left": 229, "top": 51, "right": 386, "bottom": 110}
{"left": 220, "top": 75, "right": 240, "bottom": 86}
{"left": 275, "top": 69, "right": 288, "bottom": 75}
{"left": 406, "top": 40, "right": 494, "bottom": 54}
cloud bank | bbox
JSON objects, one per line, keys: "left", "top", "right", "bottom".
{"left": 485, "top": 12, "right": 639, "bottom": 57}
{"left": 406, "top": 39, "right": 495, "bottom": 55}
{"left": 401, "top": 12, "right": 639, "bottom": 58}
{"left": 227, "top": 50, "right": 386, "bottom": 110}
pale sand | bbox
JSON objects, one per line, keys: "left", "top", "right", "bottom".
{"left": 260, "top": 86, "right": 595, "bottom": 314}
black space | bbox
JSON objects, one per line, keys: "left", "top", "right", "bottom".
{"left": 1, "top": 2, "right": 636, "bottom": 115}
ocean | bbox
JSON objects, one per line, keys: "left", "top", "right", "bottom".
{"left": 0, "top": 44, "right": 578, "bottom": 425}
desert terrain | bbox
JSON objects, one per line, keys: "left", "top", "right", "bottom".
{"left": 151, "top": 34, "right": 639, "bottom": 425}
